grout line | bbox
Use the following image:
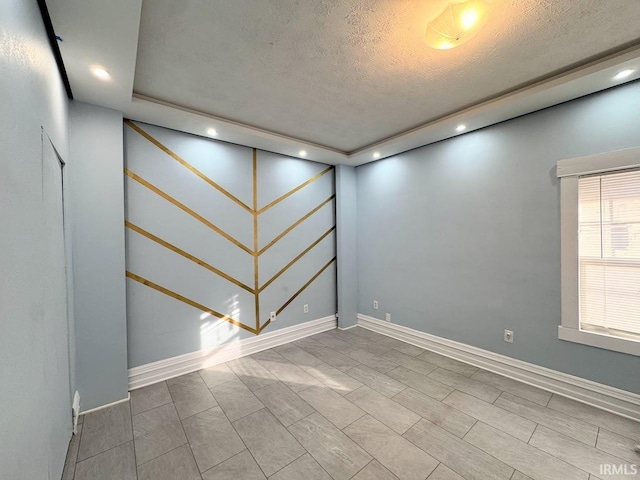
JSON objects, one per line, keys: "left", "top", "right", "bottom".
{"left": 347, "top": 458, "right": 374, "bottom": 479}
{"left": 439, "top": 389, "right": 456, "bottom": 403}
{"left": 175, "top": 402, "right": 217, "bottom": 424}
{"left": 527, "top": 423, "right": 539, "bottom": 445}
{"left": 425, "top": 463, "right": 443, "bottom": 480}
{"left": 282, "top": 410, "right": 360, "bottom": 480}
{"left": 183, "top": 443, "right": 202, "bottom": 479}
{"left": 439, "top": 390, "right": 544, "bottom": 443}
{"left": 402, "top": 413, "right": 423, "bottom": 436}
{"left": 134, "top": 403, "right": 189, "bottom": 468}
{"left": 199, "top": 449, "right": 248, "bottom": 478}
{"left": 209, "top": 403, "right": 269, "bottom": 478}
{"left": 440, "top": 388, "right": 548, "bottom": 444}
{"left": 247, "top": 407, "right": 306, "bottom": 478}
{"left": 544, "top": 395, "right": 624, "bottom": 435}
{"left": 75, "top": 437, "right": 133, "bottom": 465}
{"left": 492, "top": 391, "right": 604, "bottom": 447}
{"left": 129, "top": 384, "right": 173, "bottom": 417}
{"left": 262, "top": 450, "right": 307, "bottom": 478}
{"left": 222, "top": 410, "right": 250, "bottom": 454}
{"left": 338, "top": 411, "right": 367, "bottom": 432}
{"left": 400, "top": 425, "right": 482, "bottom": 478}
{"left": 465, "top": 419, "right": 479, "bottom": 438}
{"left": 134, "top": 443, "right": 189, "bottom": 469}
{"left": 216, "top": 400, "right": 266, "bottom": 425}
{"left": 485, "top": 397, "right": 635, "bottom": 468}
{"left": 258, "top": 380, "right": 316, "bottom": 428}
{"left": 297, "top": 440, "right": 338, "bottom": 480}
{"left": 464, "top": 421, "right": 596, "bottom": 478}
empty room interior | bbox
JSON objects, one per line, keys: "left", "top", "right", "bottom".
{"left": 4, "top": 0, "right": 640, "bottom": 479}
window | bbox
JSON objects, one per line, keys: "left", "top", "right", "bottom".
{"left": 558, "top": 148, "right": 640, "bottom": 356}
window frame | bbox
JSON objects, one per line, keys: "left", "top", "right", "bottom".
{"left": 558, "top": 147, "right": 640, "bottom": 356}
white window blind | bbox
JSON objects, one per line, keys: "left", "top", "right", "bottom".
{"left": 578, "top": 169, "right": 640, "bottom": 337}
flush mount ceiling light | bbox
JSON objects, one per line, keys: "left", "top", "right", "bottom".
{"left": 299, "top": 150, "right": 307, "bottom": 157}
{"left": 613, "top": 69, "right": 634, "bottom": 81}
{"left": 426, "top": 0, "right": 490, "bottom": 50}
{"left": 207, "top": 128, "right": 217, "bottom": 136}
{"left": 456, "top": 124, "right": 467, "bottom": 132}
{"left": 90, "top": 66, "right": 111, "bottom": 81}
{"left": 373, "top": 152, "right": 381, "bottom": 159}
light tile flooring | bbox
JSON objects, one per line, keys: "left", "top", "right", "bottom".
{"left": 62, "top": 327, "right": 640, "bottom": 480}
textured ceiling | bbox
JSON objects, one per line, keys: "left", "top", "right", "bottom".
{"left": 134, "top": 0, "right": 640, "bottom": 152}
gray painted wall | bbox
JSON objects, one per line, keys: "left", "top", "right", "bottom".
{"left": 125, "top": 122, "right": 336, "bottom": 368}
{"left": 0, "top": 1, "right": 73, "bottom": 478}
{"left": 357, "top": 81, "right": 640, "bottom": 394}
{"left": 336, "top": 165, "right": 358, "bottom": 328}
{"left": 69, "top": 102, "right": 129, "bottom": 410}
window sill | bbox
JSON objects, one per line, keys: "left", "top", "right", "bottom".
{"left": 558, "top": 326, "right": 640, "bottom": 356}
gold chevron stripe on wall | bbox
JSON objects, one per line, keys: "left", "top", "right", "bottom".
{"left": 125, "top": 221, "right": 254, "bottom": 293}
{"left": 125, "top": 169, "right": 254, "bottom": 255}
{"left": 258, "top": 195, "right": 335, "bottom": 256}
{"left": 124, "top": 120, "right": 336, "bottom": 367}
{"left": 259, "top": 226, "right": 336, "bottom": 293}
{"left": 126, "top": 272, "right": 259, "bottom": 334}
{"left": 125, "top": 120, "right": 253, "bottom": 213}
{"left": 257, "top": 165, "right": 333, "bottom": 214}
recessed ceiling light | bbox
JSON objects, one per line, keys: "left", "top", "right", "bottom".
{"left": 373, "top": 152, "right": 381, "bottom": 159}
{"left": 456, "top": 124, "right": 467, "bottom": 132}
{"left": 90, "top": 66, "right": 111, "bottom": 81}
{"left": 613, "top": 69, "right": 634, "bottom": 81}
{"left": 299, "top": 150, "right": 307, "bottom": 157}
{"left": 207, "top": 128, "right": 217, "bottom": 136}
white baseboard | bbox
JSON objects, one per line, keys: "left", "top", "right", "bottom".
{"left": 338, "top": 324, "right": 358, "bottom": 331}
{"left": 357, "top": 314, "right": 640, "bottom": 422}
{"left": 129, "top": 315, "right": 337, "bottom": 390}
{"left": 80, "top": 393, "right": 130, "bottom": 416}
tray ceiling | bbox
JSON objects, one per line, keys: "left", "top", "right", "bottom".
{"left": 133, "top": 0, "right": 640, "bottom": 152}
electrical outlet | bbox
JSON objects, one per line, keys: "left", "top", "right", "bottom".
{"left": 303, "top": 304, "right": 309, "bottom": 314}
{"left": 270, "top": 311, "right": 277, "bottom": 322}
{"left": 373, "top": 300, "right": 379, "bottom": 310}
{"left": 504, "top": 329, "right": 514, "bottom": 343}
{"left": 385, "top": 313, "right": 391, "bottom": 322}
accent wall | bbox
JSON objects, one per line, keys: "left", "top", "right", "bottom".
{"left": 124, "top": 122, "right": 336, "bottom": 368}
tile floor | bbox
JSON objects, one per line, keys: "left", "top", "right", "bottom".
{"left": 61, "top": 327, "right": 640, "bottom": 480}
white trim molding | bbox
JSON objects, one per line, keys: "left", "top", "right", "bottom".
{"left": 556, "top": 147, "right": 640, "bottom": 178}
{"left": 358, "top": 314, "right": 640, "bottom": 422}
{"left": 128, "top": 315, "right": 337, "bottom": 390}
{"left": 558, "top": 326, "right": 640, "bottom": 357}
{"left": 80, "top": 393, "right": 131, "bottom": 416}
{"left": 338, "top": 324, "right": 359, "bottom": 331}
{"left": 557, "top": 148, "right": 640, "bottom": 356}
